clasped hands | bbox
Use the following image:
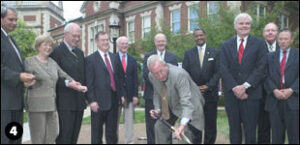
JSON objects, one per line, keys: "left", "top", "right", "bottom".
{"left": 273, "top": 88, "right": 293, "bottom": 100}
{"left": 232, "top": 85, "right": 248, "bottom": 100}
{"left": 68, "top": 80, "right": 88, "bottom": 93}
{"left": 21, "top": 72, "right": 36, "bottom": 88}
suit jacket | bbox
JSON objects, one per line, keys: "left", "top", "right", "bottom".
{"left": 182, "top": 45, "right": 220, "bottom": 102}
{"left": 116, "top": 53, "right": 138, "bottom": 102}
{"left": 149, "top": 64, "right": 205, "bottom": 131}
{"left": 220, "top": 35, "right": 268, "bottom": 101}
{"left": 143, "top": 50, "right": 178, "bottom": 100}
{"left": 85, "top": 51, "right": 124, "bottom": 111}
{"left": 50, "top": 42, "right": 87, "bottom": 111}
{"left": 265, "top": 49, "right": 299, "bottom": 111}
{"left": 24, "top": 57, "right": 73, "bottom": 112}
{"left": 1, "top": 30, "right": 24, "bottom": 110}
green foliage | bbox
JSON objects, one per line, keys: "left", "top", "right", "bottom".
{"left": 10, "top": 20, "right": 37, "bottom": 58}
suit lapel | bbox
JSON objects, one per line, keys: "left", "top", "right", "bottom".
{"left": 241, "top": 35, "right": 253, "bottom": 64}
{"left": 7, "top": 36, "right": 24, "bottom": 67}
{"left": 275, "top": 51, "right": 281, "bottom": 76}
{"left": 285, "top": 49, "right": 295, "bottom": 71}
{"left": 230, "top": 37, "right": 238, "bottom": 64}
{"left": 94, "top": 51, "right": 108, "bottom": 73}
{"left": 61, "top": 43, "right": 79, "bottom": 62}
{"left": 201, "top": 46, "right": 210, "bottom": 73}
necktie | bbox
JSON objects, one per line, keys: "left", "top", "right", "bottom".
{"left": 71, "top": 49, "right": 78, "bottom": 58}
{"left": 280, "top": 51, "right": 287, "bottom": 89}
{"left": 269, "top": 45, "right": 274, "bottom": 52}
{"left": 8, "top": 35, "right": 22, "bottom": 63}
{"left": 199, "top": 47, "right": 204, "bottom": 68}
{"left": 160, "top": 51, "right": 163, "bottom": 59}
{"left": 122, "top": 54, "right": 126, "bottom": 72}
{"left": 238, "top": 38, "right": 244, "bottom": 64}
{"left": 104, "top": 54, "right": 116, "bottom": 91}
{"left": 161, "top": 84, "right": 170, "bottom": 120}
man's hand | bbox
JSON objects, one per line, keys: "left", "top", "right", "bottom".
{"left": 121, "top": 97, "right": 125, "bottom": 105}
{"left": 199, "top": 85, "right": 209, "bottom": 93}
{"left": 133, "top": 96, "right": 138, "bottom": 105}
{"left": 273, "top": 89, "right": 286, "bottom": 100}
{"left": 90, "top": 102, "right": 99, "bottom": 113}
{"left": 20, "top": 73, "right": 35, "bottom": 83}
{"left": 24, "top": 80, "right": 36, "bottom": 88}
{"left": 150, "top": 109, "right": 161, "bottom": 119}
{"left": 280, "top": 88, "right": 293, "bottom": 100}
{"left": 175, "top": 124, "right": 186, "bottom": 140}
{"left": 233, "top": 85, "right": 246, "bottom": 98}
{"left": 239, "top": 92, "right": 248, "bottom": 100}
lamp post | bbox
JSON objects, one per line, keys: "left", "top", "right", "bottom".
{"left": 109, "top": 21, "right": 120, "bottom": 54}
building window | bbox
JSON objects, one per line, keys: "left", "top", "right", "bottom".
{"left": 171, "top": 9, "right": 181, "bottom": 34}
{"left": 127, "top": 21, "right": 135, "bottom": 43}
{"left": 253, "top": 4, "right": 266, "bottom": 22}
{"left": 278, "top": 14, "right": 289, "bottom": 29}
{"left": 207, "top": 1, "right": 220, "bottom": 22}
{"left": 188, "top": 5, "right": 199, "bottom": 32}
{"left": 88, "top": 21, "right": 105, "bottom": 55}
{"left": 94, "top": 1, "right": 100, "bottom": 12}
{"left": 142, "top": 16, "right": 151, "bottom": 39}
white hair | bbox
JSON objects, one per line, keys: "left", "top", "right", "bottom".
{"left": 116, "top": 36, "right": 128, "bottom": 45}
{"left": 154, "top": 33, "right": 167, "bottom": 42}
{"left": 147, "top": 55, "right": 166, "bottom": 69}
{"left": 64, "top": 23, "right": 80, "bottom": 33}
{"left": 234, "top": 13, "right": 252, "bottom": 25}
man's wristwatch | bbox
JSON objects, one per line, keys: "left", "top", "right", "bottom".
{"left": 243, "top": 82, "right": 251, "bottom": 89}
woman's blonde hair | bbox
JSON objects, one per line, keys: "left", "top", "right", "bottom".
{"left": 34, "top": 35, "right": 54, "bottom": 51}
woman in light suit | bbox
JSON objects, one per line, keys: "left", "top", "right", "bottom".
{"left": 24, "top": 35, "right": 87, "bottom": 144}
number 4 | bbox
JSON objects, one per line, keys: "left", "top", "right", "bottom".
{"left": 10, "top": 126, "right": 18, "bottom": 136}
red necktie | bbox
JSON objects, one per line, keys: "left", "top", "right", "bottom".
{"left": 122, "top": 54, "right": 126, "bottom": 73}
{"left": 104, "top": 54, "right": 116, "bottom": 91}
{"left": 238, "top": 38, "right": 244, "bottom": 64}
{"left": 280, "top": 51, "right": 287, "bottom": 89}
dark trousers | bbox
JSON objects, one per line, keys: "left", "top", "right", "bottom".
{"left": 1, "top": 110, "right": 23, "bottom": 144}
{"left": 269, "top": 100, "right": 299, "bottom": 144}
{"left": 225, "top": 99, "right": 260, "bottom": 144}
{"left": 56, "top": 110, "right": 84, "bottom": 144}
{"left": 145, "top": 98, "right": 156, "bottom": 144}
{"left": 91, "top": 91, "right": 119, "bottom": 144}
{"left": 257, "top": 96, "right": 271, "bottom": 144}
{"left": 203, "top": 101, "right": 218, "bottom": 144}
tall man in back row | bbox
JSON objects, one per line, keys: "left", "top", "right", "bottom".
{"left": 50, "top": 23, "right": 87, "bottom": 144}
{"left": 148, "top": 55, "right": 205, "bottom": 144}
{"left": 143, "top": 33, "right": 178, "bottom": 144}
{"left": 220, "top": 13, "right": 268, "bottom": 144}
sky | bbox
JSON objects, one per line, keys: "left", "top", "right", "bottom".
{"left": 52, "top": 1, "right": 84, "bottom": 21}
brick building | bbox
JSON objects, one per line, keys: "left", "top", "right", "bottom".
{"left": 48, "top": 1, "right": 298, "bottom": 56}
{"left": 2, "top": 1, "right": 65, "bottom": 35}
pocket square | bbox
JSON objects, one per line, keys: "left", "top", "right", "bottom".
{"left": 208, "top": 58, "right": 214, "bottom": 61}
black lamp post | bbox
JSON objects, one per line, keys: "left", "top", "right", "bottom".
{"left": 109, "top": 21, "right": 120, "bottom": 54}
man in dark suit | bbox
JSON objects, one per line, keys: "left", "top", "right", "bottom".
{"left": 50, "top": 23, "right": 87, "bottom": 144}
{"left": 143, "top": 33, "right": 178, "bottom": 144}
{"left": 116, "top": 36, "right": 138, "bottom": 144}
{"left": 1, "top": 5, "right": 36, "bottom": 144}
{"left": 182, "top": 28, "right": 220, "bottom": 144}
{"left": 220, "top": 13, "right": 268, "bottom": 144}
{"left": 265, "top": 29, "right": 299, "bottom": 144}
{"left": 257, "top": 22, "right": 280, "bottom": 144}
{"left": 85, "top": 31, "right": 124, "bottom": 144}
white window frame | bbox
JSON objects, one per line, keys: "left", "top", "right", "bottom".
{"left": 187, "top": 4, "right": 199, "bottom": 33}
{"left": 170, "top": 9, "right": 181, "bottom": 34}
{"left": 140, "top": 11, "right": 152, "bottom": 40}
{"left": 93, "top": 1, "right": 100, "bottom": 12}
{"left": 127, "top": 21, "right": 135, "bottom": 44}
{"left": 255, "top": 3, "right": 266, "bottom": 22}
{"left": 88, "top": 21, "right": 105, "bottom": 55}
{"left": 207, "top": 1, "right": 220, "bottom": 22}
{"left": 278, "top": 14, "right": 289, "bottom": 29}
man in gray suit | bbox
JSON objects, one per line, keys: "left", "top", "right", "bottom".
{"left": 1, "top": 5, "right": 35, "bottom": 144}
{"left": 148, "top": 55, "right": 205, "bottom": 144}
